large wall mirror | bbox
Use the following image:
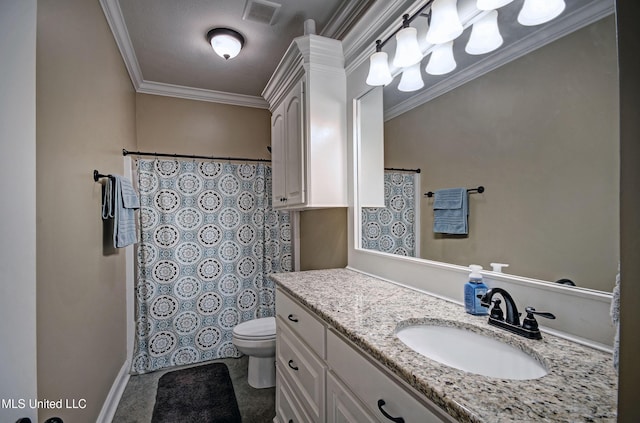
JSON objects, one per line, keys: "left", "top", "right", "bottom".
{"left": 357, "top": 1, "right": 618, "bottom": 293}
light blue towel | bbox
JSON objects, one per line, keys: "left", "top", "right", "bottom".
{"left": 102, "top": 175, "right": 139, "bottom": 248}
{"left": 433, "top": 188, "right": 468, "bottom": 234}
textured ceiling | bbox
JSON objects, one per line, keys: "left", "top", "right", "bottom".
{"left": 117, "top": 0, "right": 371, "bottom": 98}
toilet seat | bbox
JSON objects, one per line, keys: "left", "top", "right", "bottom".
{"left": 232, "top": 317, "right": 276, "bottom": 340}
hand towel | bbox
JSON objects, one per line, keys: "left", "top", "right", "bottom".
{"left": 101, "top": 177, "right": 114, "bottom": 219}
{"left": 103, "top": 175, "right": 139, "bottom": 248}
{"left": 433, "top": 188, "right": 468, "bottom": 235}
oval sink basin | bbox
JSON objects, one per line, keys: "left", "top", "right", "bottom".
{"left": 396, "top": 324, "right": 547, "bottom": 380}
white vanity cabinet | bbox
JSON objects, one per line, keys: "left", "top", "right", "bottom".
{"left": 275, "top": 288, "right": 327, "bottom": 422}
{"left": 327, "top": 330, "right": 455, "bottom": 423}
{"left": 263, "top": 35, "right": 347, "bottom": 210}
{"left": 274, "top": 288, "right": 453, "bottom": 423}
{"left": 270, "top": 80, "right": 305, "bottom": 208}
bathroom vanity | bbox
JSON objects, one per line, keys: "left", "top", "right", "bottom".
{"left": 270, "top": 268, "right": 617, "bottom": 423}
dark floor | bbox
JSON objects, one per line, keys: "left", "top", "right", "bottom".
{"left": 112, "top": 356, "right": 275, "bottom": 423}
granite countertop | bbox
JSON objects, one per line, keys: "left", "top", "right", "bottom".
{"left": 270, "top": 268, "right": 618, "bottom": 423}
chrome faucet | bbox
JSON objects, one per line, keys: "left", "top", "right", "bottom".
{"left": 479, "top": 288, "right": 555, "bottom": 340}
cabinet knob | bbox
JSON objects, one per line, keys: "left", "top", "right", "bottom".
{"left": 377, "top": 399, "right": 405, "bottom": 423}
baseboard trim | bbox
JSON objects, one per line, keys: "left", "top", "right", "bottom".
{"left": 96, "top": 360, "right": 130, "bottom": 423}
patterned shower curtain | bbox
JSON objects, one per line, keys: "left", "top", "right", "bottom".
{"left": 361, "top": 172, "right": 418, "bottom": 257}
{"left": 131, "top": 159, "right": 291, "bottom": 374}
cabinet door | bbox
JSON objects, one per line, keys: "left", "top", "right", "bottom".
{"left": 271, "top": 101, "right": 286, "bottom": 205}
{"left": 327, "top": 371, "right": 377, "bottom": 423}
{"left": 283, "top": 80, "right": 305, "bottom": 207}
{"left": 276, "top": 316, "right": 325, "bottom": 423}
{"left": 276, "top": 368, "right": 313, "bottom": 423}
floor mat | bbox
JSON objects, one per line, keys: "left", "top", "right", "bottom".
{"left": 151, "top": 363, "right": 242, "bottom": 423}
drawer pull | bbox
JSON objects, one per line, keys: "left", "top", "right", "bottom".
{"left": 377, "top": 399, "right": 405, "bottom": 423}
{"left": 288, "top": 420, "right": 293, "bottom": 423}
{"left": 287, "top": 359, "right": 299, "bottom": 371}
{"left": 287, "top": 314, "right": 299, "bottom": 322}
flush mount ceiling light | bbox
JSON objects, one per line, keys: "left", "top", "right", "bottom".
{"left": 365, "top": 0, "right": 567, "bottom": 89}
{"left": 207, "top": 28, "right": 245, "bottom": 60}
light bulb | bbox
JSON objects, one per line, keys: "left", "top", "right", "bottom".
{"left": 366, "top": 51, "right": 393, "bottom": 86}
{"left": 426, "top": 41, "right": 456, "bottom": 75}
{"left": 465, "top": 10, "right": 503, "bottom": 55}
{"left": 426, "top": 0, "right": 463, "bottom": 45}
{"left": 398, "top": 63, "right": 424, "bottom": 92}
{"left": 393, "top": 26, "right": 423, "bottom": 68}
{"left": 517, "top": 0, "right": 566, "bottom": 26}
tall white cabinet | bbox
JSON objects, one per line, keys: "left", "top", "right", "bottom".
{"left": 263, "top": 35, "right": 347, "bottom": 210}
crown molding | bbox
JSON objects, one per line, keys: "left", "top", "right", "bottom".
{"left": 262, "top": 35, "right": 345, "bottom": 111}
{"left": 320, "top": 0, "right": 377, "bottom": 40}
{"left": 138, "top": 81, "right": 269, "bottom": 108}
{"left": 100, "top": 0, "right": 268, "bottom": 108}
{"left": 384, "top": 0, "right": 615, "bottom": 120}
{"left": 342, "top": 0, "right": 418, "bottom": 75}
{"left": 99, "top": 0, "right": 143, "bottom": 89}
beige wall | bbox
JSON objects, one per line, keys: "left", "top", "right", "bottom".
{"left": 36, "top": 0, "right": 136, "bottom": 420}
{"left": 384, "top": 16, "right": 618, "bottom": 291}
{"left": 136, "top": 93, "right": 272, "bottom": 159}
{"left": 136, "top": 93, "right": 348, "bottom": 270}
{"left": 300, "top": 208, "right": 348, "bottom": 270}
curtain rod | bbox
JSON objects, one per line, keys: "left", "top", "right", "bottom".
{"left": 122, "top": 149, "right": 271, "bottom": 163}
{"left": 385, "top": 167, "right": 421, "bottom": 173}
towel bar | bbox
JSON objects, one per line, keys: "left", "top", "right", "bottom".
{"left": 425, "top": 186, "right": 484, "bottom": 197}
{"left": 93, "top": 170, "right": 111, "bottom": 181}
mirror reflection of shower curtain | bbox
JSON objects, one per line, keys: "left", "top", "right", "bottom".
{"left": 131, "top": 159, "right": 291, "bottom": 374}
{"left": 361, "top": 171, "right": 420, "bottom": 257}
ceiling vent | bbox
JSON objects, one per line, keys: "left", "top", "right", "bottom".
{"left": 243, "top": 0, "right": 281, "bottom": 25}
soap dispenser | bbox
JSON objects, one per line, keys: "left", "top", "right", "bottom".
{"left": 464, "top": 265, "right": 488, "bottom": 315}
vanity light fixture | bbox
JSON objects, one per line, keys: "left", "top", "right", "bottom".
{"left": 207, "top": 28, "right": 245, "bottom": 60}
{"left": 366, "top": 41, "right": 394, "bottom": 86}
{"left": 518, "top": 0, "right": 566, "bottom": 26}
{"left": 398, "top": 63, "right": 425, "bottom": 92}
{"left": 465, "top": 10, "right": 503, "bottom": 55}
{"left": 476, "top": 0, "right": 513, "bottom": 10}
{"left": 426, "top": 40, "right": 457, "bottom": 75}
{"left": 425, "top": 0, "right": 463, "bottom": 45}
{"left": 365, "top": 0, "right": 567, "bottom": 89}
{"left": 392, "top": 15, "right": 424, "bottom": 68}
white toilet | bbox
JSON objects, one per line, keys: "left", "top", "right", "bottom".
{"left": 232, "top": 316, "right": 276, "bottom": 389}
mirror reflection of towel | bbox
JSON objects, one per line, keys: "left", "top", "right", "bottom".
{"left": 433, "top": 188, "right": 468, "bottom": 235}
